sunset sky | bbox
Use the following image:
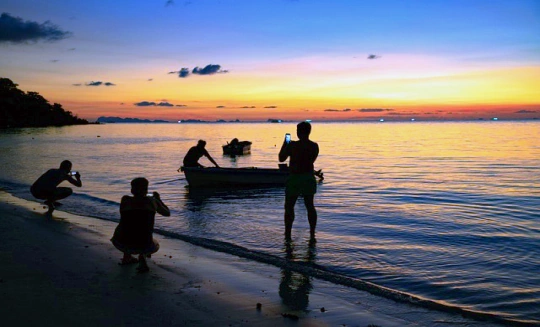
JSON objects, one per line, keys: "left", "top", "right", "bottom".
{"left": 1, "top": 0, "right": 539, "bottom": 121}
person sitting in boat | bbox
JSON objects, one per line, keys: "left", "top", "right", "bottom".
{"left": 181, "top": 139, "right": 220, "bottom": 169}
{"left": 111, "top": 177, "right": 170, "bottom": 273}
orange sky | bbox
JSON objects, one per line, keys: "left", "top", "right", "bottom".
{"left": 2, "top": 1, "right": 539, "bottom": 121}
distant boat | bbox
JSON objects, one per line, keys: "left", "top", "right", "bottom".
{"left": 222, "top": 138, "right": 252, "bottom": 155}
{"left": 180, "top": 166, "right": 324, "bottom": 187}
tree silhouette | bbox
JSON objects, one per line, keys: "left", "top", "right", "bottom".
{"left": 0, "top": 78, "right": 88, "bottom": 128}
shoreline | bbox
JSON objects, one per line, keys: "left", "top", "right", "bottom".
{"left": 0, "top": 190, "right": 506, "bottom": 326}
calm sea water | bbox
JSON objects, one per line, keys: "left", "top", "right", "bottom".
{"left": 1, "top": 121, "right": 539, "bottom": 325}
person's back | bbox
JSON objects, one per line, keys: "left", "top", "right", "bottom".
{"left": 288, "top": 139, "right": 319, "bottom": 174}
{"left": 114, "top": 196, "right": 156, "bottom": 251}
{"left": 31, "top": 168, "right": 65, "bottom": 195}
{"left": 183, "top": 146, "right": 205, "bottom": 167}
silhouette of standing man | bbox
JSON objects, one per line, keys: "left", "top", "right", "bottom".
{"left": 279, "top": 122, "right": 319, "bottom": 238}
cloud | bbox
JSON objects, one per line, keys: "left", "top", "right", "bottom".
{"left": 176, "top": 104, "right": 187, "bottom": 107}
{"left": 387, "top": 112, "right": 418, "bottom": 116}
{"left": 147, "top": 78, "right": 153, "bottom": 81}
{"left": 193, "top": 64, "right": 228, "bottom": 75}
{"left": 165, "top": 0, "right": 174, "bottom": 6}
{"left": 173, "top": 64, "right": 229, "bottom": 78}
{"left": 216, "top": 105, "right": 225, "bottom": 108}
{"left": 134, "top": 101, "right": 175, "bottom": 107}
{"left": 515, "top": 110, "right": 537, "bottom": 114}
{"left": 241, "top": 106, "right": 256, "bottom": 108}
{"left": 85, "top": 81, "right": 115, "bottom": 86}
{"left": 50, "top": 59, "right": 59, "bottom": 63}
{"left": 367, "top": 54, "right": 381, "bottom": 60}
{"left": 0, "top": 12, "right": 71, "bottom": 43}
{"left": 324, "top": 108, "right": 351, "bottom": 112}
{"left": 179, "top": 68, "right": 190, "bottom": 78}
{"left": 134, "top": 101, "right": 157, "bottom": 106}
{"left": 72, "top": 83, "right": 82, "bottom": 86}
{"left": 357, "top": 108, "right": 393, "bottom": 112}
{"left": 264, "top": 106, "right": 277, "bottom": 108}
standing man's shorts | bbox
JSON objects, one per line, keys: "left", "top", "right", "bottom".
{"left": 286, "top": 173, "right": 317, "bottom": 196}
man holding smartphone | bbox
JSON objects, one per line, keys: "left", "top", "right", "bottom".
{"left": 30, "top": 160, "right": 82, "bottom": 216}
{"left": 279, "top": 121, "right": 319, "bottom": 238}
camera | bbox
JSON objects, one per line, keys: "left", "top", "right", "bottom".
{"left": 285, "top": 133, "right": 291, "bottom": 143}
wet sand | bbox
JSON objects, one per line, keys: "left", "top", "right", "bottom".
{"left": 0, "top": 190, "right": 501, "bottom": 326}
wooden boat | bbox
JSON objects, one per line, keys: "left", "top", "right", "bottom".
{"left": 222, "top": 139, "right": 252, "bottom": 155}
{"left": 180, "top": 166, "right": 323, "bottom": 187}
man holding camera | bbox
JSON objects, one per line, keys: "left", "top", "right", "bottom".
{"left": 30, "top": 160, "right": 82, "bottom": 216}
{"left": 279, "top": 121, "right": 319, "bottom": 239}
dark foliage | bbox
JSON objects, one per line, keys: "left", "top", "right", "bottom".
{"left": 0, "top": 78, "right": 88, "bottom": 128}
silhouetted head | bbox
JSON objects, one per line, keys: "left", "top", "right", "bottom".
{"left": 197, "top": 140, "right": 206, "bottom": 148}
{"left": 296, "top": 121, "right": 312, "bottom": 140}
{"left": 59, "top": 160, "right": 72, "bottom": 172}
{"left": 131, "top": 177, "right": 149, "bottom": 197}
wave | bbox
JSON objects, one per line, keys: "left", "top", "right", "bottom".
{"left": 151, "top": 226, "right": 536, "bottom": 327}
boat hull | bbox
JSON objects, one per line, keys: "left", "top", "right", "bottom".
{"left": 181, "top": 167, "right": 288, "bottom": 187}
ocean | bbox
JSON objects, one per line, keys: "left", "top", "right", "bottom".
{"left": 1, "top": 121, "right": 538, "bottom": 325}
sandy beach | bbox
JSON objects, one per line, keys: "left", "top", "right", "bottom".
{"left": 0, "top": 189, "right": 503, "bottom": 327}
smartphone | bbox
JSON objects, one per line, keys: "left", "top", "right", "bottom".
{"left": 69, "top": 171, "right": 78, "bottom": 176}
{"left": 285, "top": 133, "right": 291, "bottom": 143}
{"left": 147, "top": 193, "right": 153, "bottom": 197}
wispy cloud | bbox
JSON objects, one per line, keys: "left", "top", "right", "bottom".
{"left": 85, "top": 81, "right": 116, "bottom": 86}
{"left": 324, "top": 108, "right": 351, "bottom": 112}
{"left": 134, "top": 101, "right": 175, "bottom": 107}
{"left": 515, "top": 110, "right": 537, "bottom": 114}
{"left": 264, "top": 106, "right": 277, "bottom": 109}
{"left": 170, "top": 64, "right": 229, "bottom": 78}
{"left": 357, "top": 108, "right": 393, "bottom": 112}
{"left": 0, "top": 12, "right": 71, "bottom": 43}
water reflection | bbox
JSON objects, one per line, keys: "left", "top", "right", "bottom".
{"left": 184, "top": 186, "right": 282, "bottom": 211}
{"left": 279, "top": 237, "right": 317, "bottom": 311}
